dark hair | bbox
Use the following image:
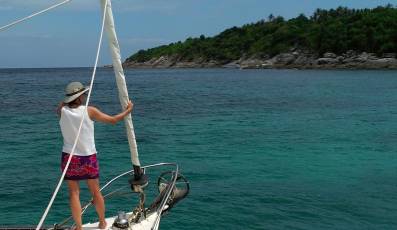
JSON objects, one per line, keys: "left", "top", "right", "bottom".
{"left": 67, "top": 97, "right": 82, "bottom": 108}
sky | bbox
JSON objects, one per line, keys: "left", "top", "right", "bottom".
{"left": 0, "top": 0, "right": 394, "bottom": 68}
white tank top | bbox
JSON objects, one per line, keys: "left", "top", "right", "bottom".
{"left": 60, "top": 106, "right": 96, "bottom": 156}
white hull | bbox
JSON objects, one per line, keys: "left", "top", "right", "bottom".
{"left": 82, "top": 212, "right": 159, "bottom": 230}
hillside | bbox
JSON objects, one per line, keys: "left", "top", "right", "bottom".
{"left": 124, "top": 5, "right": 397, "bottom": 69}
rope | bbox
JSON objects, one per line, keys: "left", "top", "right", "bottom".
{"left": 35, "top": 1, "right": 109, "bottom": 229}
{"left": 138, "top": 186, "right": 147, "bottom": 218}
{"left": 0, "top": 0, "right": 72, "bottom": 32}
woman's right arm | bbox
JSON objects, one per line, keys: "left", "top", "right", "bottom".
{"left": 56, "top": 102, "right": 65, "bottom": 116}
{"left": 88, "top": 100, "right": 133, "bottom": 124}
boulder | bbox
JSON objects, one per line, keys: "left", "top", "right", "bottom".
{"left": 323, "top": 52, "right": 337, "bottom": 58}
{"left": 239, "top": 58, "right": 264, "bottom": 69}
{"left": 260, "top": 60, "right": 275, "bottom": 68}
{"left": 317, "top": 58, "right": 339, "bottom": 65}
{"left": 223, "top": 61, "right": 240, "bottom": 68}
{"left": 293, "top": 55, "right": 314, "bottom": 66}
{"left": 366, "top": 58, "right": 397, "bottom": 68}
{"left": 382, "top": 53, "right": 396, "bottom": 58}
{"left": 274, "top": 53, "right": 296, "bottom": 65}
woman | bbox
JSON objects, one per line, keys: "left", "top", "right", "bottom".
{"left": 57, "top": 81, "right": 133, "bottom": 230}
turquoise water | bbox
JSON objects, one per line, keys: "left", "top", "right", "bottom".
{"left": 0, "top": 68, "right": 396, "bottom": 229}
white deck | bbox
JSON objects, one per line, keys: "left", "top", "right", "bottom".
{"left": 82, "top": 212, "right": 159, "bottom": 230}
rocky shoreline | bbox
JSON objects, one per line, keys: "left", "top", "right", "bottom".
{"left": 123, "top": 50, "right": 397, "bottom": 69}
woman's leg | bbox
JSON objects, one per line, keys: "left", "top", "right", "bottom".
{"left": 87, "top": 179, "right": 107, "bottom": 229}
{"left": 67, "top": 180, "right": 82, "bottom": 230}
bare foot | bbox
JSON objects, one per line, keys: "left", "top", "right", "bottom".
{"left": 72, "top": 225, "right": 82, "bottom": 230}
{"left": 98, "top": 220, "right": 107, "bottom": 229}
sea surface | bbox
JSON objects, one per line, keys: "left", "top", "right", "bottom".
{"left": 0, "top": 68, "right": 396, "bottom": 229}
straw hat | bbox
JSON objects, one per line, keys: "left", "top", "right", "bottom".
{"left": 64, "top": 82, "right": 90, "bottom": 103}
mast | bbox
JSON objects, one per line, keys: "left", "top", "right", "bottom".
{"left": 101, "top": 0, "right": 146, "bottom": 183}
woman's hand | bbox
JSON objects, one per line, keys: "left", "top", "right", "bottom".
{"left": 125, "top": 100, "right": 133, "bottom": 113}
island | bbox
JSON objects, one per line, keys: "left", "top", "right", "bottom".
{"left": 123, "top": 5, "right": 397, "bottom": 69}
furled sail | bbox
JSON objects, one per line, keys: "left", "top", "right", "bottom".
{"left": 101, "top": 0, "right": 144, "bottom": 180}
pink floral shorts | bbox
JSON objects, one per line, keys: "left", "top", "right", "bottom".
{"left": 61, "top": 152, "right": 99, "bottom": 180}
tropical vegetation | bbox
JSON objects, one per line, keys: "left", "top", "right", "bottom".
{"left": 126, "top": 5, "right": 397, "bottom": 64}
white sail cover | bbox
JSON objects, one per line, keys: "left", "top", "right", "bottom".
{"left": 101, "top": 0, "right": 140, "bottom": 167}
